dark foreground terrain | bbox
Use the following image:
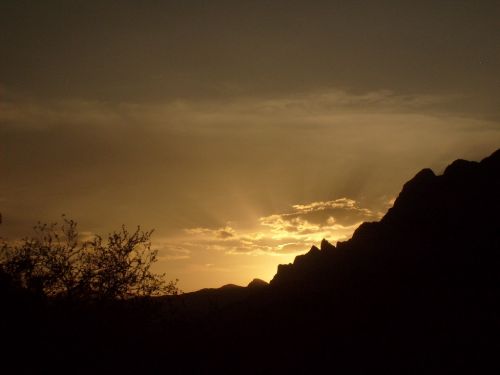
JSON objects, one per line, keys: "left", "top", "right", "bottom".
{"left": 2, "top": 149, "right": 499, "bottom": 373}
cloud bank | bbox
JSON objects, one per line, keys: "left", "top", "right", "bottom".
{"left": 177, "top": 197, "right": 380, "bottom": 258}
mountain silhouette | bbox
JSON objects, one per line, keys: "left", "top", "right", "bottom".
{"left": 271, "top": 149, "right": 500, "bottom": 293}
{"left": 2, "top": 149, "right": 499, "bottom": 373}
{"left": 271, "top": 149, "right": 499, "bottom": 292}
{"left": 247, "top": 278, "right": 268, "bottom": 288}
{"left": 173, "top": 148, "right": 500, "bottom": 373}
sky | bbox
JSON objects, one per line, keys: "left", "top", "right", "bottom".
{"left": 1, "top": 1, "right": 499, "bottom": 291}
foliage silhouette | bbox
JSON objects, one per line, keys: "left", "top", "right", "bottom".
{"left": 0, "top": 216, "right": 178, "bottom": 301}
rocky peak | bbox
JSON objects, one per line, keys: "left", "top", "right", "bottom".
{"left": 320, "top": 239, "right": 336, "bottom": 252}
{"left": 247, "top": 278, "right": 269, "bottom": 288}
{"left": 271, "top": 149, "right": 500, "bottom": 288}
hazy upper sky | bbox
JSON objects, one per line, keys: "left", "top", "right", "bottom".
{"left": 1, "top": 1, "right": 499, "bottom": 291}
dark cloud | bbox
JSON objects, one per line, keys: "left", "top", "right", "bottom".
{"left": 1, "top": 2, "right": 499, "bottom": 117}
{"left": 216, "top": 230, "right": 235, "bottom": 239}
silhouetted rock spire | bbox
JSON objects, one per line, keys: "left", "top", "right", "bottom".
{"left": 320, "top": 239, "right": 336, "bottom": 252}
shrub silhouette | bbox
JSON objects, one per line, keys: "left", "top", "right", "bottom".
{"left": 0, "top": 216, "right": 178, "bottom": 301}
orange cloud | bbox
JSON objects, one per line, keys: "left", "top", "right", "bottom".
{"left": 178, "top": 198, "right": 380, "bottom": 257}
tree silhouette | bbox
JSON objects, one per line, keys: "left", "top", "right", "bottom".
{"left": 0, "top": 216, "right": 178, "bottom": 301}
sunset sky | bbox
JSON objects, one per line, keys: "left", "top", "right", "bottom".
{"left": 1, "top": 1, "right": 499, "bottom": 291}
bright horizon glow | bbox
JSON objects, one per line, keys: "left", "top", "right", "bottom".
{"left": 149, "top": 197, "right": 383, "bottom": 291}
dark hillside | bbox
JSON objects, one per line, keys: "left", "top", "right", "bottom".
{"left": 189, "top": 149, "right": 500, "bottom": 372}
{"left": 2, "top": 149, "right": 499, "bottom": 373}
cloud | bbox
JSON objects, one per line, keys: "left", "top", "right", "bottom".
{"left": 0, "top": 88, "right": 466, "bottom": 134}
{"left": 260, "top": 198, "right": 380, "bottom": 235}
{"left": 216, "top": 228, "right": 235, "bottom": 239}
{"left": 155, "top": 243, "right": 191, "bottom": 261}
{"left": 185, "top": 225, "right": 236, "bottom": 240}
{"left": 292, "top": 198, "right": 357, "bottom": 212}
{"left": 178, "top": 197, "right": 379, "bottom": 257}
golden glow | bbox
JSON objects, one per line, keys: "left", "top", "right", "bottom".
{"left": 151, "top": 198, "right": 382, "bottom": 291}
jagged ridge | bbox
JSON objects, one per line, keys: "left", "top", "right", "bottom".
{"left": 271, "top": 149, "right": 500, "bottom": 287}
